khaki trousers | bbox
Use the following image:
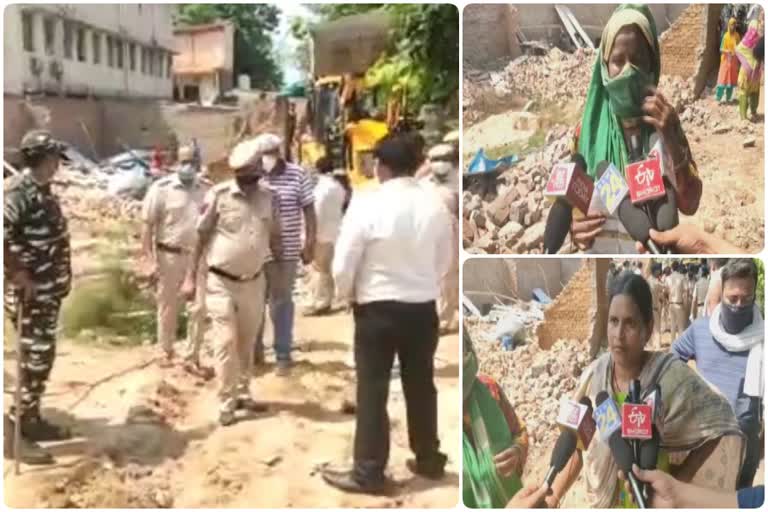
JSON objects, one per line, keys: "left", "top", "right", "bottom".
{"left": 438, "top": 261, "right": 459, "bottom": 329}
{"left": 206, "top": 272, "right": 266, "bottom": 412}
{"left": 311, "top": 242, "right": 335, "bottom": 310}
{"left": 156, "top": 250, "right": 207, "bottom": 357}
{"left": 669, "top": 303, "right": 686, "bottom": 341}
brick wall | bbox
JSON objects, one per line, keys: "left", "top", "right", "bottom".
{"left": 463, "top": 4, "right": 521, "bottom": 69}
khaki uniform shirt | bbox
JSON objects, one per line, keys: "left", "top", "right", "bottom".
{"left": 648, "top": 276, "right": 666, "bottom": 311}
{"left": 142, "top": 174, "right": 210, "bottom": 250}
{"left": 198, "top": 180, "right": 275, "bottom": 277}
{"left": 667, "top": 273, "right": 686, "bottom": 304}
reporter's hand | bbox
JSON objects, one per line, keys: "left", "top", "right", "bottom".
{"left": 494, "top": 445, "right": 524, "bottom": 478}
{"left": 634, "top": 224, "right": 742, "bottom": 254}
{"left": 571, "top": 214, "right": 606, "bottom": 250}
{"left": 618, "top": 464, "right": 680, "bottom": 508}
{"left": 506, "top": 484, "right": 549, "bottom": 508}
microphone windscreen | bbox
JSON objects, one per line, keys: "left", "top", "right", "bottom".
{"left": 654, "top": 176, "right": 679, "bottom": 232}
{"left": 544, "top": 198, "right": 573, "bottom": 254}
{"left": 608, "top": 430, "right": 635, "bottom": 473}
{"left": 595, "top": 391, "right": 610, "bottom": 407}
{"left": 550, "top": 430, "right": 578, "bottom": 472}
{"left": 617, "top": 196, "right": 653, "bottom": 245}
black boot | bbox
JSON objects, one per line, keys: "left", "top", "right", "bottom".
{"left": 406, "top": 452, "right": 448, "bottom": 480}
{"left": 321, "top": 467, "right": 388, "bottom": 495}
{"left": 19, "top": 412, "right": 72, "bottom": 442}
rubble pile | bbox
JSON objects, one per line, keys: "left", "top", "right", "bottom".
{"left": 467, "top": 320, "right": 590, "bottom": 449}
{"left": 536, "top": 262, "right": 594, "bottom": 349}
{"left": 462, "top": 126, "right": 573, "bottom": 254}
{"left": 55, "top": 167, "right": 144, "bottom": 225}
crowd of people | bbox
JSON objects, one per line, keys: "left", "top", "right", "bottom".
{"left": 464, "top": 258, "right": 764, "bottom": 508}
{"left": 4, "top": 120, "right": 460, "bottom": 492}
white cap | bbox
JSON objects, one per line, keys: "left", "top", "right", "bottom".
{"left": 443, "top": 130, "right": 459, "bottom": 143}
{"left": 251, "top": 133, "right": 282, "bottom": 153}
{"left": 428, "top": 143, "right": 456, "bottom": 160}
{"left": 228, "top": 139, "right": 264, "bottom": 170}
{"left": 177, "top": 145, "right": 194, "bottom": 162}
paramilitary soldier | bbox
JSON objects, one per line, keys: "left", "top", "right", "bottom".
{"left": 4, "top": 130, "right": 72, "bottom": 464}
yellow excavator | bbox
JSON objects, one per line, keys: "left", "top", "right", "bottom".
{"left": 299, "top": 12, "right": 400, "bottom": 191}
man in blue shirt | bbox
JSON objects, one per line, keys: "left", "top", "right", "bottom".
{"left": 671, "top": 258, "right": 763, "bottom": 489}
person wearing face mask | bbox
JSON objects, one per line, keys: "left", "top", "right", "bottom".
{"left": 251, "top": 133, "right": 317, "bottom": 376}
{"left": 181, "top": 138, "right": 281, "bottom": 426}
{"left": 671, "top": 258, "right": 764, "bottom": 489}
{"left": 546, "top": 272, "right": 743, "bottom": 508}
{"left": 323, "top": 133, "right": 452, "bottom": 493}
{"left": 141, "top": 145, "right": 212, "bottom": 369}
{"left": 4, "top": 130, "right": 72, "bottom": 465}
{"left": 568, "top": 4, "right": 703, "bottom": 254}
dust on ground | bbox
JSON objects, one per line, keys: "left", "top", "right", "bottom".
{"left": 3, "top": 189, "right": 460, "bottom": 508}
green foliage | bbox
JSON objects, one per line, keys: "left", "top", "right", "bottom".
{"left": 293, "top": 4, "right": 458, "bottom": 113}
{"left": 177, "top": 4, "right": 283, "bottom": 89}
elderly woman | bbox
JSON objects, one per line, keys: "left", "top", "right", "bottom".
{"left": 463, "top": 327, "right": 528, "bottom": 508}
{"left": 569, "top": 5, "right": 703, "bottom": 254}
{"left": 544, "top": 272, "right": 744, "bottom": 508}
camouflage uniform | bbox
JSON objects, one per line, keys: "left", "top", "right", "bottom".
{"left": 4, "top": 171, "right": 71, "bottom": 421}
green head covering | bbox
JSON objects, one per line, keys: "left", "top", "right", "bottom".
{"left": 463, "top": 327, "right": 479, "bottom": 401}
{"left": 578, "top": 4, "right": 660, "bottom": 177}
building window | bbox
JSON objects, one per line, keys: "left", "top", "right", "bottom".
{"left": 167, "top": 53, "right": 172, "bottom": 78}
{"left": 22, "top": 11, "right": 35, "bottom": 52}
{"left": 76, "top": 26, "right": 86, "bottom": 62}
{"left": 92, "top": 32, "right": 101, "bottom": 64}
{"left": 129, "top": 43, "right": 136, "bottom": 71}
{"left": 156, "top": 51, "right": 163, "bottom": 77}
{"left": 116, "top": 39, "right": 124, "bottom": 68}
{"left": 63, "top": 21, "right": 74, "bottom": 59}
{"left": 148, "top": 49, "right": 155, "bottom": 76}
{"left": 141, "top": 47, "right": 147, "bottom": 74}
{"left": 106, "top": 35, "right": 114, "bottom": 67}
{"left": 43, "top": 17, "right": 55, "bottom": 56}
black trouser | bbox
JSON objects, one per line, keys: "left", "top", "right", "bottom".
{"left": 352, "top": 300, "right": 442, "bottom": 482}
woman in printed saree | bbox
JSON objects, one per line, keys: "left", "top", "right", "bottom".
{"left": 542, "top": 272, "right": 744, "bottom": 508}
{"left": 568, "top": 4, "right": 702, "bottom": 254}
{"left": 463, "top": 327, "right": 529, "bottom": 508}
{"left": 715, "top": 18, "right": 741, "bottom": 103}
{"left": 735, "top": 15, "right": 765, "bottom": 121}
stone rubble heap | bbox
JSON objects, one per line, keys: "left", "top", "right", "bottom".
{"left": 467, "top": 318, "right": 590, "bottom": 450}
{"left": 462, "top": 126, "right": 573, "bottom": 254}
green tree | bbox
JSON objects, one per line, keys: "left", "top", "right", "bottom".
{"left": 177, "top": 4, "right": 284, "bottom": 89}
{"left": 292, "top": 4, "right": 458, "bottom": 113}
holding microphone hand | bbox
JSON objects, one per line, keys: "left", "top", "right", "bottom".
{"left": 505, "top": 484, "right": 550, "bottom": 509}
{"left": 634, "top": 224, "right": 742, "bottom": 254}
{"left": 618, "top": 464, "right": 680, "bottom": 508}
{"left": 570, "top": 214, "right": 606, "bottom": 250}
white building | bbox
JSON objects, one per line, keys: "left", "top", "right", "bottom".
{"left": 4, "top": 4, "right": 175, "bottom": 99}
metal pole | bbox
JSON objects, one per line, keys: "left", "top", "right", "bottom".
{"left": 13, "top": 297, "right": 24, "bottom": 475}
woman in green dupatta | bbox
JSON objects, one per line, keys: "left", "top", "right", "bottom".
{"left": 463, "top": 326, "right": 528, "bottom": 508}
{"left": 569, "top": 4, "right": 703, "bottom": 254}
{"left": 543, "top": 272, "right": 743, "bottom": 508}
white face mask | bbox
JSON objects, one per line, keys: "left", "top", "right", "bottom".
{"left": 262, "top": 155, "right": 278, "bottom": 172}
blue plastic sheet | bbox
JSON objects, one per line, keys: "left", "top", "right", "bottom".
{"left": 467, "top": 148, "right": 519, "bottom": 175}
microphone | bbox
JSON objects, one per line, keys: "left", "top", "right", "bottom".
{"left": 608, "top": 429, "right": 647, "bottom": 509}
{"left": 617, "top": 196, "right": 662, "bottom": 254}
{"left": 543, "top": 199, "right": 572, "bottom": 254}
{"left": 650, "top": 176, "right": 679, "bottom": 241}
{"left": 542, "top": 429, "right": 578, "bottom": 489}
{"left": 542, "top": 154, "right": 593, "bottom": 254}
{"left": 555, "top": 396, "right": 597, "bottom": 450}
{"left": 593, "top": 391, "right": 622, "bottom": 442}
{"left": 638, "top": 426, "right": 660, "bottom": 503}
{"left": 543, "top": 155, "right": 594, "bottom": 216}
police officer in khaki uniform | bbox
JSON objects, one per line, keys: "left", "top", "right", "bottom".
{"left": 141, "top": 145, "right": 211, "bottom": 368}
{"left": 182, "top": 138, "right": 281, "bottom": 426}
{"left": 660, "top": 265, "right": 672, "bottom": 332}
{"left": 647, "top": 263, "right": 667, "bottom": 348}
{"left": 667, "top": 261, "right": 687, "bottom": 341}
{"left": 690, "top": 265, "right": 710, "bottom": 319}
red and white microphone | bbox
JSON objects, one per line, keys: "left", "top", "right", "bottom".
{"left": 556, "top": 396, "right": 597, "bottom": 450}
{"left": 544, "top": 161, "right": 594, "bottom": 215}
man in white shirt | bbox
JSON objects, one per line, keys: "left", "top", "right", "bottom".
{"left": 322, "top": 133, "right": 452, "bottom": 494}
{"left": 305, "top": 157, "right": 346, "bottom": 315}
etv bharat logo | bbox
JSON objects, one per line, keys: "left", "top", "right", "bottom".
{"left": 634, "top": 164, "right": 655, "bottom": 188}
{"left": 628, "top": 406, "right": 646, "bottom": 427}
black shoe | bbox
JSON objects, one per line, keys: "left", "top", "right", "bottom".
{"left": 20, "top": 415, "right": 72, "bottom": 442}
{"left": 219, "top": 410, "right": 236, "bottom": 427}
{"left": 321, "top": 468, "right": 387, "bottom": 495}
{"left": 406, "top": 453, "right": 447, "bottom": 480}
{"left": 236, "top": 398, "right": 269, "bottom": 413}
{"left": 12, "top": 439, "right": 55, "bottom": 465}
